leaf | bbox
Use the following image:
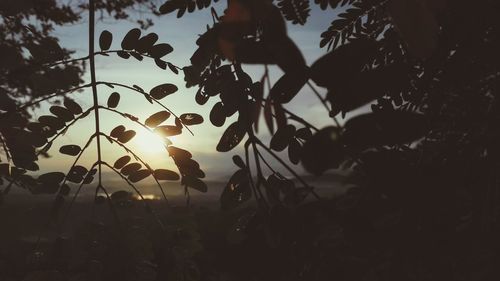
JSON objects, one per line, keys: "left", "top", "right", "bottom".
{"left": 117, "top": 130, "right": 136, "bottom": 143}
{"left": 114, "top": 155, "right": 131, "bottom": 169}
{"left": 39, "top": 115, "right": 64, "bottom": 131}
{"left": 302, "top": 126, "right": 344, "bottom": 175}
{"left": 217, "top": 122, "right": 247, "bottom": 152}
{"left": 129, "top": 169, "right": 151, "bottom": 183}
{"left": 167, "top": 63, "right": 179, "bottom": 74}
{"left": 295, "top": 127, "right": 312, "bottom": 140}
{"left": 121, "top": 28, "right": 141, "bottom": 50}
{"left": 155, "top": 59, "right": 167, "bottom": 69}
{"left": 154, "top": 125, "right": 182, "bottom": 137}
{"left": 50, "top": 106, "right": 74, "bottom": 122}
{"left": 145, "top": 111, "right": 171, "bottom": 128}
{"left": 210, "top": 102, "right": 226, "bottom": 127}
{"left": 232, "top": 155, "right": 245, "bottom": 168}
{"left": 64, "top": 98, "right": 82, "bottom": 115}
{"left": 136, "top": 33, "right": 159, "bottom": 53}
{"left": 167, "top": 146, "right": 192, "bottom": 159}
{"left": 59, "top": 145, "right": 81, "bottom": 156}
{"left": 99, "top": 30, "right": 113, "bottom": 51}
{"left": 179, "top": 113, "right": 203, "bottom": 125}
{"left": 288, "top": 138, "right": 302, "bottom": 164}
{"left": 270, "top": 71, "right": 308, "bottom": 103}
{"left": 149, "top": 43, "right": 173, "bottom": 58}
{"left": 220, "top": 169, "right": 252, "bottom": 210}
{"left": 150, "top": 84, "right": 178, "bottom": 99}
{"left": 107, "top": 92, "right": 120, "bottom": 108}
{"left": 195, "top": 89, "right": 209, "bottom": 105}
{"left": 182, "top": 175, "right": 208, "bottom": 193}
{"left": 159, "top": 0, "right": 179, "bottom": 14}
{"left": 270, "top": 125, "right": 296, "bottom": 151}
{"left": 154, "top": 169, "right": 180, "bottom": 181}
{"left": 121, "top": 162, "right": 142, "bottom": 176}
{"left": 117, "top": 50, "right": 130, "bottom": 59}
{"left": 110, "top": 125, "right": 126, "bottom": 138}
{"left": 38, "top": 172, "right": 65, "bottom": 185}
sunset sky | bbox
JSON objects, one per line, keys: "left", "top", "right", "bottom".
{"left": 29, "top": 3, "right": 360, "bottom": 196}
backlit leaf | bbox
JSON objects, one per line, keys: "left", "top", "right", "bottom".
{"left": 182, "top": 175, "right": 208, "bottom": 193}
{"left": 117, "top": 130, "right": 136, "bottom": 143}
{"left": 217, "top": 121, "right": 246, "bottom": 152}
{"left": 154, "top": 169, "right": 180, "bottom": 181}
{"left": 179, "top": 113, "right": 203, "bottom": 125}
{"left": 50, "top": 106, "right": 73, "bottom": 122}
{"left": 145, "top": 111, "right": 171, "bottom": 128}
{"left": 121, "top": 162, "right": 142, "bottom": 176}
{"left": 270, "top": 125, "right": 296, "bottom": 151}
{"left": 210, "top": 102, "right": 226, "bottom": 127}
{"left": 59, "top": 145, "right": 81, "bottom": 156}
{"left": 107, "top": 92, "right": 120, "bottom": 108}
{"left": 150, "top": 84, "right": 178, "bottom": 99}
{"left": 110, "top": 125, "right": 126, "bottom": 138}
{"left": 121, "top": 28, "right": 141, "bottom": 50}
{"left": 154, "top": 125, "right": 182, "bottom": 137}
{"left": 114, "top": 155, "right": 131, "bottom": 169}
{"left": 129, "top": 169, "right": 151, "bottom": 183}
{"left": 149, "top": 43, "right": 173, "bottom": 58}
{"left": 99, "top": 30, "right": 113, "bottom": 51}
{"left": 64, "top": 98, "right": 82, "bottom": 115}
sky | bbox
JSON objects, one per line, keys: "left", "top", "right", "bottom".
{"left": 27, "top": 2, "right": 364, "bottom": 196}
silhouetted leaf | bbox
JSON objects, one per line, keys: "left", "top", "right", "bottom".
{"left": 210, "top": 102, "right": 226, "bottom": 127}
{"left": 59, "top": 145, "right": 81, "bottom": 156}
{"left": 195, "top": 89, "right": 209, "bottom": 105}
{"left": 50, "top": 106, "right": 73, "bottom": 122}
{"left": 129, "top": 169, "right": 151, "bottom": 183}
{"left": 155, "top": 58, "right": 167, "bottom": 69}
{"left": 145, "top": 111, "right": 170, "bottom": 128}
{"left": 159, "top": 0, "right": 179, "bottom": 14}
{"left": 122, "top": 28, "right": 141, "bottom": 50}
{"left": 221, "top": 169, "right": 251, "bottom": 210}
{"left": 180, "top": 113, "right": 203, "bottom": 125}
{"left": 288, "top": 138, "right": 302, "bottom": 164}
{"left": 114, "top": 155, "right": 131, "bottom": 169}
{"left": 302, "top": 126, "right": 344, "bottom": 175}
{"left": 130, "top": 51, "right": 143, "bottom": 61}
{"left": 149, "top": 43, "right": 173, "bottom": 58}
{"left": 150, "top": 84, "right": 178, "bottom": 99}
{"left": 167, "top": 62, "right": 179, "bottom": 74}
{"left": 121, "top": 162, "right": 142, "bottom": 176}
{"left": 182, "top": 175, "right": 207, "bottom": 192}
{"left": 270, "top": 125, "right": 296, "bottom": 151}
{"left": 64, "top": 98, "right": 82, "bottom": 115}
{"left": 167, "top": 146, "right": 192, "bottom": 159}
{"left": 38, "top": 172, "right": 65, "bottom": 185}
{"left": 110, "top": 125, "right": 126, "bottom": 138}
{"left": 232, "top": 155, "right": 245, "bottom": 168}
{"left": 99, "top": 30, "right": 113, "bottom": 51}
{"left": 154, "top": 125, "right": 181, "bottom": 137}
{"left": 274, "top": 102, "right": 287, "bottom": 129}
{"left": 154, "top": 169, "right": 180, "bottom": 181}
{"left": 270, "top": 71, "right": 308, "bottom": 103}
{"left": 39, "top": 115, "right": 64, "bottom": 131}
{"left": 217, "top": 121, "right": 246, "bottom": 152}
{"left": 296, "top": 128, "right": 312, "bottom": 141}
{"left": 117, "top": 130, "right": 136, "bottom": 143}
{"left": 107, "top": 92, "right": 120, "bottom": 108}
{"left": 136, "top": 33, "right": 158, "bottom": 53}
{"left": 117, "top": 50, "right": 130, "bottom": 59}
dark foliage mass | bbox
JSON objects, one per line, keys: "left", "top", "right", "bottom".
{"left": 2, "top": 0, "right": 500, "bottom": 280}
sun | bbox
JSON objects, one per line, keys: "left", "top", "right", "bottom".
{"left": 133, "top": 130, "right": 167, "bottom": 154}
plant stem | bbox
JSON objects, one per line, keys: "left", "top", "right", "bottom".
{"left": 88, "top": 0, "right": 103, "bottom": 188}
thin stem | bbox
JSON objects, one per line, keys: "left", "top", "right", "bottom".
{"left": 0, "top": 133, "right": 12, "bottom": 162}
{"left": 89, "top": 0, "right": 103, "bottom": 189}
{"left": 244, "top": 140, "right": 260, "bottom": 202}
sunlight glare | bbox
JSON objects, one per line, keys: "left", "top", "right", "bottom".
{"left": 133, "top": 130, "right": 167, "bottom": 154}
